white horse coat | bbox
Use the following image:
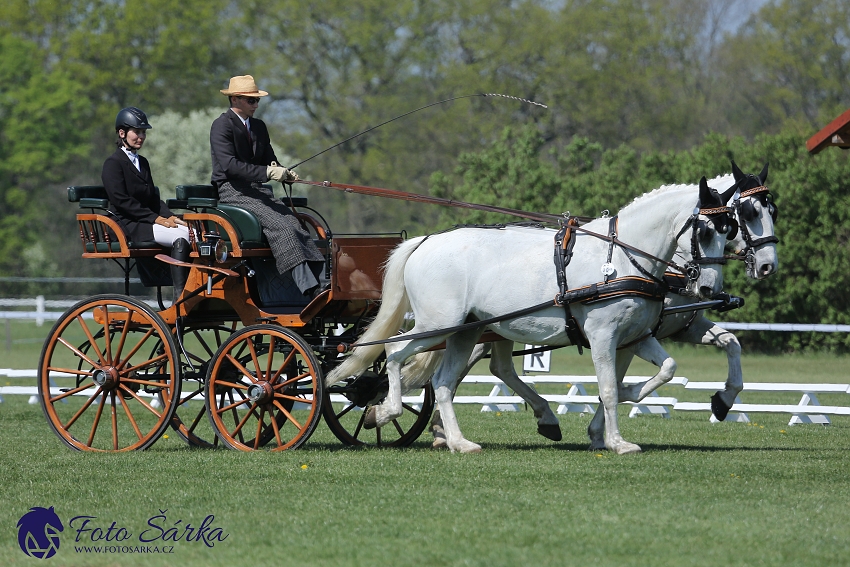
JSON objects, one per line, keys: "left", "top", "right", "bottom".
{"left": 328, "top": 181, "right": 731, "bottom": 454}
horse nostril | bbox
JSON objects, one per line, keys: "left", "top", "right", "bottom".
{"left": 700, "top": 286, "right": 713, "bottom": 298}
{"left": 760, "top": 263, "right": 775, "bottom": 277}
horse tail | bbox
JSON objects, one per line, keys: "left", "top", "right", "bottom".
{"left": 401, "top": 351, "right": 444, "bottom": 391}
{"left": 325, "top": 237, "right": 423, "bottom": 386}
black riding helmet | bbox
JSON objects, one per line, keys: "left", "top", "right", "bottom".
{"left": 115, "top": 107, "right": 152, "bottom": 131}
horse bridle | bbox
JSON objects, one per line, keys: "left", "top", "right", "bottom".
{"left": 672, "top": 204, "right": 736, "bottom": 283}
{"left": 729, "top": 181, "right": 780, "bottom": 273}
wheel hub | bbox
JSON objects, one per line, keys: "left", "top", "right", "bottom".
{"left": 92, "top": 367, "right": 120, "bottom": 390}
{"left": 247, "top": 381, "right": 274, "bottom": 404}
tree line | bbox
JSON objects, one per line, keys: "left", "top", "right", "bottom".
{"left": 1, "top": 0, "right": 848, "bottom": 350}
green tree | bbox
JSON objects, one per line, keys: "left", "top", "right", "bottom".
{"left": 0, "top": 32, "right": 92, "bottom": 279}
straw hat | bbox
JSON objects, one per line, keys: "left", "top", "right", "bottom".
{"left": 220, "top": 75, "right": 269, "bottom": 97}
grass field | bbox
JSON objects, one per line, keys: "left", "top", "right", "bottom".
{"left": 2, "top": 319, "right": 850, "bottom": 566}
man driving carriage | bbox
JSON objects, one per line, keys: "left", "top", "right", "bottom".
{"left": 210, "top": 74, "right": 326, "bottom": 298}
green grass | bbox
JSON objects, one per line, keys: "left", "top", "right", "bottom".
{"left": 3, "top": 320, "right": 850, "bottom": 565}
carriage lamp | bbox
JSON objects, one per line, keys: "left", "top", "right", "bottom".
{"left": 199, "top": 231, "right": 228, "bottom": 263}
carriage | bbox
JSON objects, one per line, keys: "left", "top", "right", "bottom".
{"left": 37, "top": 184, "right": 435, "bottom": 452}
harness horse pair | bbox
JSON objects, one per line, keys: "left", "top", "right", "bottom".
{"left": 328, "top": 163, "right": 778, "bottom": 454}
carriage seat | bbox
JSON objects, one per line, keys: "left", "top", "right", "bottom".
{"left": 69, "top": 186, "right": 162, "bottom": 254}
{"left": 172, "top": 185, "right": 309, "bottom": 250}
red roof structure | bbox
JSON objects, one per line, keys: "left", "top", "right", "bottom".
{"left": 807, "top": 108, "right": 850, "bottom": 154}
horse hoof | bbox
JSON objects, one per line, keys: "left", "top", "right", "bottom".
{"left": 537, "top": 424, "right": 562, "bottom": 441}
{"left": 451, "top": 440, "right": 482, "bottom": 454}
{"left": 612, "top": 442, "right": 642, "bottom": 455}
{"left": 364, "top": 406, "right": 377, "bottom": 429}
{"left": 710, "top": 392, "right": 731, "bottom": 421}
{"left": 589, "top": 442, "right": 606, "bottom": 451}
{"left": 431, "top": 437, "right": 448, "bottom": 449}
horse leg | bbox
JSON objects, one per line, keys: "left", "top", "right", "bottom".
{"left": 671, "top": 315, "right": 742, "bottom": 421}
{"left": 620, "top": 337, "right": 677, "bottom": 402}
{"left": 432, "top": 330, "right": 485, "bottom": 453}
{"left": 488, "top": 341, "right": 561, "bottom": 441}
{"left": 588, "top": 348, "right": 634, "bottom": 451}
{"left": 589, "top": 340, "right": 641, "bottom": 455}
{"left": 374, "top": 334, "right": 451, "bottom": 428}
{"left": 430, "top": 343, "right": 490, "bottom": 449}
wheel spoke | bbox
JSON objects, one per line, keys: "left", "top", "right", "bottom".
{"left": 272, "top": 400, "right": 302, "bottom": 430}
{"left": 274, "top": 392, "right": 314, "bottom": 405}
{"left": 390, "top": 418, "right": 405, "bottom": 436}
{"left": 102, "top": 304, "right": 113, "bottom": 365}
{"left": 47, "top": 366, "right": 93, "bottom": 378}
{"left": 225, "top": 354, "right": 259, "bottom": 384}
{"left": 86, "top": 392, "right": 108, "bottom": 447}
{"left": 57, "top": 337, "right": 99, "bottom": 369}
{"left": 214, "top": 379, "right": 249, "bottom": 391}
{"left": 111, "top": 312, "right": 133, "bottom": 365}
{"left": 352, "top": 411, "right": 366, "bottom": 439}
{"left": 49, "top": 382, "right": 95, "bottom": 403}
{"left": 178, "top": 388, "right": 203, "bottom": 405}
{"left": 265, "top": 336, "right": 275, "bottom": 382}
{"left": 335, "top": 402, "right": 358, "bottom": 419}
{"left": 270, "top": 407, "right": 283, "bottom": 447}
{"left": 272, "top": 372, "right": 311, "bottom": 390}
{"left": 110, "top": 391, "right": 119, "bottom": 450}
{"left": 269, "top": 349, "right": 297, "bottom": 383}
{"left": 64, "top": 386, "right": 103, "bottom": 430}
{"left": 121, "top": 376, "right": 171, "bottom": 389}
{"left": 116, "top": 386, "right": 164, "bottom": 418}
{"left": 115, "top": 328, "right": 156, "bottom": 370}
{"left": 76, "top": 315, "right": 106, "bottom": 366}
{"left": 122, "top": 353, "right": 169, "bottom": 373}
{"left": 245, "top": 339, "right": 263, "bottom": 382}
{"left": 192, "top": 329, "right": 216, "bottom": 359}
{"left": 118, "top": 386, "right": 144, "bottom": 440}
{"left": 253, "top": 407, "right": 265, "bottom": 450}
{"left": 401, "top": 402, "right": 422, "bottom": 416}
{"left": 187, "top": 405, "right": 206, "bottom": 433}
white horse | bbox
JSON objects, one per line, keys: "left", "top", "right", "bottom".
{"left": 327, "top": 179, "right": 733, "bottom": 454}
{"left": 422, "top": 164, "right": 778, "bottom": 449}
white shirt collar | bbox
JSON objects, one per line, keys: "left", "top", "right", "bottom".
{"left": 121, "top": 146, "right": 140, "bottom": 171}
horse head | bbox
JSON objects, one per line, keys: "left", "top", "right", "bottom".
{"left": 729, "top": 161, "right": 779, "bottom": 279}
{"left": 669, "top": 177, "right": 737, "bottom": 299}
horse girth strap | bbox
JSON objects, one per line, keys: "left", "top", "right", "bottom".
{"left": 556, "top": 275, "right": 669, "bottom": 306}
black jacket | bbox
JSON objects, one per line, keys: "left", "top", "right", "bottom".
{"left": 210, "top": 109, "right": 279, "bottom": 188}
{"left": 101, "top": 148, "right": 172, "bottom": 243}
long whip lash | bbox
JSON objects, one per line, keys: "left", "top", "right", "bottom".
{"left": 288, "top": 93, "right": 547, "bottom": 169}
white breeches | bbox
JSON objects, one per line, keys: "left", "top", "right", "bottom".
{"left": 152, "top": 224, "right": 191, "bottom": 247}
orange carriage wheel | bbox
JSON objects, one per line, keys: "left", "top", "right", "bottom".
{"left": 37, "top": 295, "right": 181, "bottom": 451}
{"left": 204, "top": 325, "right": 324, "bottom": 451}
{"left": 157, "top": 323, "right": 240, "bottom": 449}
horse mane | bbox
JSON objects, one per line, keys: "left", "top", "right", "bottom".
{"left": 621, "top": 173, "right": 736, "bottom": 213}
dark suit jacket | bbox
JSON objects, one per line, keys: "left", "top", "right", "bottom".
{"left": 101, "top": 148, "right": 172, "bottom": 243}
{"left": 210, "top": 109, "right": 279, "bottom": 188}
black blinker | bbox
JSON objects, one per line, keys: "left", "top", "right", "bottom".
{"left": 740, "top": 199, "right": 756, "bottom": 222}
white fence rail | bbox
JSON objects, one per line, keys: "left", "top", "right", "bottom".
{"left": 4, "top": 370, "right": 849, "bottom": 426}
{"left": 0, "top": 296, "right": 165, "bottom": 325}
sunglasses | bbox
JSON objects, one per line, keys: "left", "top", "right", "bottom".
{"left": 239, "top": 97, "right": 260, "bottom": 105}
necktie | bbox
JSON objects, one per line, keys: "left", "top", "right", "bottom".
{"left": 246, "top": 121, "right": 253, "bottom": 146}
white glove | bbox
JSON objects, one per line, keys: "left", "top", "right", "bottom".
{"left": 267, "top": 162, "right": 299, "bottom": 182}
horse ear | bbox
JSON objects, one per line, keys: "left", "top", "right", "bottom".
{"left": 721, "top": 185, "right": 737, "bottom": 204}
{"left": 759, "top": 162, "right": 769, "bottom": 184}
{"left": 731, "top": 160, "right": 743, "bottom": 181}
{"left": 698, "top": 176, "right": 711, "bottom": 205}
